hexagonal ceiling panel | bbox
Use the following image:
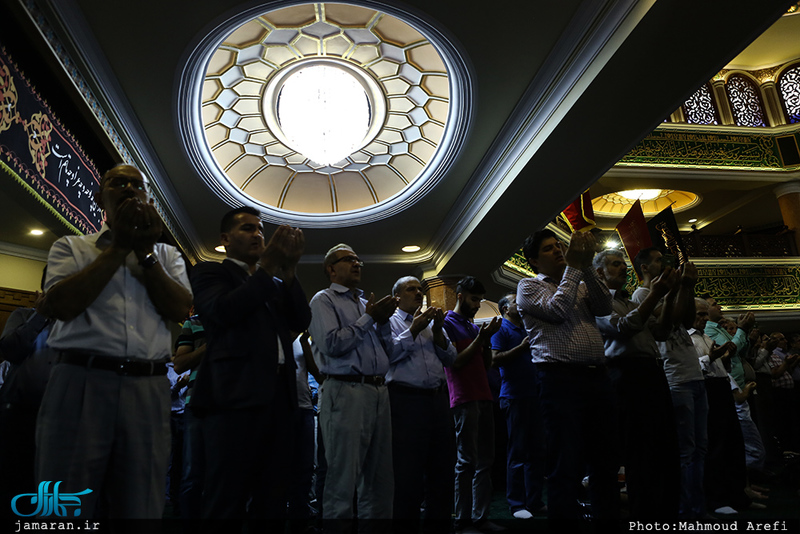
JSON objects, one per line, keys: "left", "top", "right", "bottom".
{"left": 184, "top": 2, "right": 472, "bottom": 227}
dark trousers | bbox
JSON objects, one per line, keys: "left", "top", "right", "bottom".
{"left": 608, "top": 358, "right": 679, "bottom": 520}
{"left": 704, "top": 377, "right": 749, "bottom": 510}
{"left": 288, "top": 407, "right": 316, "bottom": 531}
{"left": 389, "top": 385, "right": 455, "bottom": 534}
{"left": 499, "top": 395, "right": 545, "bottom": 513}
{"left": 537, "top": 364, "right": 620, "bottom": 533}
{"left": 180, "top": 409, "right": 204, "bottom": 522}
{"left": 167, "top": 411, "right": 185, "bottom": 513}
{"left": 0, "top": 404, "right": 38, "bottom": 524}
{"left": 200, "top": 377, "right": 294, "bottom": 532}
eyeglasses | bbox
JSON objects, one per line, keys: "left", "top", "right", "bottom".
{"left": 331, "top": 255, "right": 364, "bottom": 267}
{"left": 104, "top": 177, "right": 148, "bottom": 192}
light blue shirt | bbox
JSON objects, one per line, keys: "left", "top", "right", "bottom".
{"left": 387, "top": 309, "right": 456, "bottom": 388}
{"left": 309, "top": 283, "right": 393, "bottom": 376}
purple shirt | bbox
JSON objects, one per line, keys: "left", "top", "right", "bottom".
{"left": 443, "top": 311, "right": 493, "bottom": 408}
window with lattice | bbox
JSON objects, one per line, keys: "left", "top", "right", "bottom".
{"left": 778, "top": 63, "right": 800, "bottom": 124}
{"left": 726, "top": 74, "right": 766, "bottom": 127}
{"left": 682, "top": 83, "right": 719, "bottom": 125}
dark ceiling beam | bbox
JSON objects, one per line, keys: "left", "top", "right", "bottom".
{"left": 441, "top": 0, "right": 796, "bottom": 297}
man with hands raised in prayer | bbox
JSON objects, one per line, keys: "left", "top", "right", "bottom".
{"left": 36, "top": 164, "right": 193, "bottom": 519}
{"left": 386, "top": 276, "right": 457, "bottom": 534}
{"left": 190, "top": 206, "right": 311, "bottom": 528}
{"left": 442, "top": 276, "right": 503, "bottom": 534}
{"left": 309, "top": 244, "right": 397, "bottom": 533}
{"left": 517, "top": 229, "right": 618, "bottom": 533}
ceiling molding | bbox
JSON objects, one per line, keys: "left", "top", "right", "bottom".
{"left": 603, "top": 165, "right": 800, "bottom": 183}
{"left": 0, "top": 241, "right": 49, "bottom": 261}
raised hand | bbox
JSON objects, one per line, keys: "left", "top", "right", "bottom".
{"left": 565, "top": 232, "right": 593, "bottom": 269}
{"left": 366, "top": 294, "right": 398, "bottom": 325}
{"left": 132, "top": 200, "right": 163, "bottom": 257}
{"left": 110, "top": 197, "right": 143, "bottom": 252}
{"left": 478, "top": 316, "right": 502, "bottom": 340}
{"left": 651, "top": 266, "right": 675, "bottom": 297}
{"left": 681, "top": 262, "right": 698, "bottom": 286}
{"left": 261, "top": 225, "right": 305, "bottom": 274}
{"left": 737, "top": 311, "right": 755, "bottom": 332}
{"left": 410, "top": 306, "right": 436, "bottom": 336}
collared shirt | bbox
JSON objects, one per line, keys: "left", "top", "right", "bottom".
{"left": 175, "top": 316, "right": 204, "bottom": 406}
{"left": 293, "top": 337, "right": 313, "bottom": 410}
{"left": 688, "top": 328, "right": 729, "bottom": 379}
{"left": 490, "top": 317, "right": 537, "bottom": 398}
{"left": 596, "top": 289, "right": 661, "bottom": 360}
{"left": 704, "top": 320, "right": 746, "bottom": 388}
{"left": 387, "top": 308, "right": 456, "bottom": 389}
{"left": 769, "top": 348, "right": 794, "bottom": 389}
{"left": 517, "top": 266, "right": 611, "bottom": 365}
{"left": 308, "top": 283, "right": 392, "bottom": 376}
{"left": 442, "top": 310, "right": 493, "bottom": 407}
{"left": 223, "top": 258, "right": 285, "bottom": 364}
{"left": 45, "top": 223, "right": 192, "bottom": 360}
{"left": 631, "top": 287, "right": 703, "bottom": 386}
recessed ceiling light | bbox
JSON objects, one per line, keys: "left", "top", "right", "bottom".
{"left": 605, "top": 240, "right": 618, "bottom": 249}
{"left": 30, "top": 229, "right": 44, "bottom": 236}
{"left": 688, "top": 218, "right": 697, "bottom": 223}
{"left": 214, "top": 245, "right": 226, "bottom": 253}
{"left": 402, "top": 245, "right": 421, "bottom": 253}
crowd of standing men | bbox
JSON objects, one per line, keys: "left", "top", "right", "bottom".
{"left": 1, "top": 165, "right": 798, "bottom": 534}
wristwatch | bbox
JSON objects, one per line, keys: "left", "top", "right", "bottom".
{"left": 140, "top": 252, "right": 159, "bottom": 269}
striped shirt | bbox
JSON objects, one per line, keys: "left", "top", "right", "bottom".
{"left": 517, "top": 266, "right": 612, "bottom": 365}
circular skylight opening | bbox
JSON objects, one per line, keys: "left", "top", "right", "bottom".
{"left": 182, "top": 2, "right": 473, "bottom": 226}
{"left": 277, "top": 64, "right": 370, "bottom": 166}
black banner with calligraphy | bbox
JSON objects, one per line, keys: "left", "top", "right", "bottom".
{"left": 0, "top": 44, "right": 102, "bottom": 235}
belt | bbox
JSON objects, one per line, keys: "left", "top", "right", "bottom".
{"left": 535, "top": 362, "right": 607, "bottom": 375}
{"left": 329, "top": 374, "right": 386, "bottom": 386}
{"left": 388, "top": 382, "right": 446, "bottom": 396}
{"left": 59, "top": 351, "right": 168, "bottom": 376}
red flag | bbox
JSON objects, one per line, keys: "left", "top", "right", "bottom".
{"left": 560, "top": 190, "right": 595, "bottom": 232}
{"left": 615, "top": 200, "right": 652, "bottom": 275}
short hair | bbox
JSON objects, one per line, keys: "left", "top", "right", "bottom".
{"left": 522, "top": 229, "right": 557, "bottom": 274}
{"left": 392, "top": 276, "right": 418, "bottom": 297}
{"left": 592, "top": 249, "right": 624, "bottom": 272}
{"left": 633, "top": 247, "right": 660, "bottom": 279}
{"left": 498, "top": 293, "right": 515, "bottom": 316}
{"left": 694, "top": 297, "right": 709, "bottom": 310}
{"left": 456, "top": 276, "right": 485, "bottom": 296}
{"left": 100, "top": 163, "right": 142, "bottom": 187}
{"left": 220, "top": 206, "right": 260, "bottom": 234}
{"left": 322, "top": 243, "right": 355, "bottom": 278}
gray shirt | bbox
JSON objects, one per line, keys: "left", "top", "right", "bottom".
{"left": 632, "top": 287, "right": 703, "bottom": 386}
{"left": 596, "top": 289, "right": 661, "bottom": 360}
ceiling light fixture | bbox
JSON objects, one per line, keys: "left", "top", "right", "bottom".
{"left": 402, "top": 245, "right": 421, "bottom": 253}
{"left": 215, "top": 245, "right": 226, "bottom": 253}
{"left": 688, "top": 218, "right": 697, "bottom": 223}
{"left": 618, "top": 189, "right": 662, "bottom": 200}
{"left": 605, "top": 240, "right": 619, "bottom": 249}
{"left": 276, "top": 64, "right": 371, "bottom": 166}
{"left": 29, "top": 229, "right": 44, "bottom": 236}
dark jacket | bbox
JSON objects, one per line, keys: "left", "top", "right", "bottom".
{"left": 189, "top": 259, "right": 311, "bottom": 413}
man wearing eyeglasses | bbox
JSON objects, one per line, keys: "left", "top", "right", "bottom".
{"left": 309, "top": 244, "right": 398, "bottom": 533}
{"left": 35, "top": 164, "right": 193, "bottom": 519}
